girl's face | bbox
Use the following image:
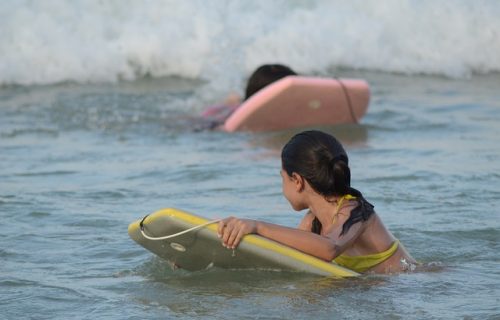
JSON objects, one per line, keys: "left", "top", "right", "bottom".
{"left": 280, "top": 169, "right": 306, "bottom": 211}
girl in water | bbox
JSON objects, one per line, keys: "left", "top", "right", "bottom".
{"left": 201, "top": 64, "right": 297, "bottom": 127}
{"left": 217, "top": 130, "right": 416, "bottom": 273}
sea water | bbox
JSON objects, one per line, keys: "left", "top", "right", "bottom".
{"left": 1, "top": 1, "right": 500, "bottom": 319}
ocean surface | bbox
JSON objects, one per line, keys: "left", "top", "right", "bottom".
{"left": 1, "top": 1, "right": 500, "bottom": 319}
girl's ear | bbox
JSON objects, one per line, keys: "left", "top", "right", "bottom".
{"left": 291, "top": 172, "right": 305, "bottom": 192}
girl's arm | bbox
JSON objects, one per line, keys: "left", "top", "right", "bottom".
{"left": 217, "top": 216, "right": 367, "bottom": 261}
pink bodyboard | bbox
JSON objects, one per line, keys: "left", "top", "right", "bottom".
{"left": 223, "top": 76, "right": 370, "bottom": 132}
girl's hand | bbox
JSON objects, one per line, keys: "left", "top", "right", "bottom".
{"left": 217, "top": 217, "right": 257, "bottom": 249}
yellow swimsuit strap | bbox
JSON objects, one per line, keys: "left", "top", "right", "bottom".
{"left": 333, "top": 194, "right": 357, "bottom": 224}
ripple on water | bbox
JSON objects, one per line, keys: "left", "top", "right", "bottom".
{"left": 13, "top": 170, "right": 77, "bottom": 177}
{"left": 0, "top": 248, "right": 18, "bottom": 258}
{"left": 28, "top": 211, "right": 51, "bottom": 218}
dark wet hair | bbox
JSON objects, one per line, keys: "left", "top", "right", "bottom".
{"left": 244, "top": 64, "right": 297, "bottom": 100}
{"left": 281, "top": 130, "right": 374, "bottom": 236}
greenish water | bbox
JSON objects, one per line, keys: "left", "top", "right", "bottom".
{"left": 1, "top": 72, "right": 499, "bottom": 319}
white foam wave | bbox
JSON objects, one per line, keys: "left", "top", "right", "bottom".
{"left": 1, "top": 0, "right": 499, "bottom": 86}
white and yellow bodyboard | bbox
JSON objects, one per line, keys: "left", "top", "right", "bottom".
{"left": 128, "top": 208, "right": 359, "bottom": 278}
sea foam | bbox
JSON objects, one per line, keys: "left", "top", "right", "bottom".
{"left": 1, "top": 0, "right": 499, "bottom": 86}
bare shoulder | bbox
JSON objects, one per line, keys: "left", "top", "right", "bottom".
{"left": 358, "top": 213, "right": 397, "bottom": 248}
{"left": 297, "top": 210, "right": 315, "bottom": 231}
{"left": 365, "top": 213, "right": 387, "bottom": 231}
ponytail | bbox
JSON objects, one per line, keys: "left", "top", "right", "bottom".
{"left": 310, "top": 188, "right": 374, "bottom": 236}
{"left": 332, "top": 159, "right": 350, "bottom": 195}
{"left": 340, "top": 187, "right": 375, "bottom": 236}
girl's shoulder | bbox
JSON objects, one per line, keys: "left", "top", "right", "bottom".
{"left": 297, "top": 210, "right": 315, "bottom": 231}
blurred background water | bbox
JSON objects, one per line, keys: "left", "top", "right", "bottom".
{"left": 1, "top": 1, "right": 499, "bottom": 319}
